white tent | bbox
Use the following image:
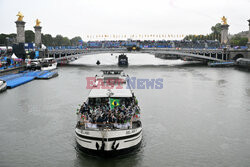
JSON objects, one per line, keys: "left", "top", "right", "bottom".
{"left": 41, "top": 44, "right": 46, "bottom": 49}
{"left": 11, "top": 53, "right": 18, "bottom": 59}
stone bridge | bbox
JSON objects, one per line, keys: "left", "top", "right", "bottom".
{"left": 46, "top": 47, "right": 250, "bottom": 63}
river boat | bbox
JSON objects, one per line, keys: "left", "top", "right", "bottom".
{"left": 75, "top": 70, "right": 142, "bottom": 156}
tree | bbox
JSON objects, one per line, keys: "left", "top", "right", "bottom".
{"left": 54, "top": 35, "right": 64, "bottom": 46}
{"left": 230, "top": 35, "right": 248, "bottom": 46}
{"left": 0, "top": 33, "right": 17, "bottom": 45}
{"left": 42, "top": 34, "right": 53, "bottom": 46}
{"left": 184, "top": 23, "right": 222, "bottom": 41}
{"left": 1, "top": 32, "right": 85, "bottom": 47}
{"left": 70, "top": 36, "right": 82, "bottom": 46}
{"left": 239, "top": 38, "right": 248, "bottom": 46}
{"left": 25, "top": 30, "right": 35, "bottom": 43}
{"left": 62, "top": 37, "right": 71, "bottom": 46}
{"left": 211, "top": 23, "right": 222, "bottom": 35}
{"left": 0, "top": 34, "right": 8, "bottom": 45}
{"left": 7, "top": 33, "right": 16, "bottom": 45}
{"left": 211, "top": 23, "right": 222, "bottom": 42}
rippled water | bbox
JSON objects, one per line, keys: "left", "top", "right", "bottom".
{"left": 70, "top": 53, "right": 201, "bottom": 66}
{"left": 0, "top": 53, "right": 250, "bottom": 167}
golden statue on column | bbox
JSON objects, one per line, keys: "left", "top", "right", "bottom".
{"left": 16, "top": 11, "right": 24, "bottom": 21}
{"left": 221, "top": 16, "right": 227, "bottom": 25}
{"left": 36, "top": 19, "right": 41, "bottom": 26}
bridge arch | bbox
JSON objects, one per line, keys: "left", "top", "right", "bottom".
{"left": 232, "top": 54, "right": 244, "bottom": 60}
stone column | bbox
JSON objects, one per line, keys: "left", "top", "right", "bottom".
{"left": 15, "top": 21, "right": 26, "bottom": 43}
{"left": 247, "top": 19, "right": 250, "bottom": 48}
{"left": 221, "top": 24, "right": 229, "bottom": 45}
{"left": 34, "top": 26, "right": 42, "bottom": 48}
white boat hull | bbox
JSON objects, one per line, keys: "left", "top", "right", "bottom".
{"left": 41, "top": 62, "right": 57, "bottom": 71}
{"left": 75, "top": 127, "right": 142, "bottom": 155}
{"left": 0, "top": 81, "right": 7, "bottom": 92}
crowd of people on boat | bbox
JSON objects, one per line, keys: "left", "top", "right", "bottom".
{"left": 77, "top": 98, "right": 140, "bottom": 129}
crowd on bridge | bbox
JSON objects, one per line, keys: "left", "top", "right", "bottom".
{"left": 86, "top": 40, "right": 221, "bottom": 49}
{"left": 47, "top": 40, "right": 222, "bottom": 50}
{"left": 77, "top": 98, "right": 140, "bottom": 129}
{"left": 86, "top": 40, "right": 222, "bottom": 49}
{"left": 173, "top": 40, "right": 220, "bottom": 49}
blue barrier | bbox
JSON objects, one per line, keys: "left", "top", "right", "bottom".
{"left": 6, "top": 76, "right": 35, "bottom": 88}
{"left": 37, "top": 71, "right": 58, "bottom": 79}
{"left": 0, "top": 70, "right": 58, "bottom": 89}
{"left": 23, "top": 71, "right": 45, "bottom": 77}
{"left": 0, "top": 73, "right": 23, "bottom": 81}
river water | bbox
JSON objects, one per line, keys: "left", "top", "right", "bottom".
{"left": 0, "top": 53, "right": 250, "bottom": 167}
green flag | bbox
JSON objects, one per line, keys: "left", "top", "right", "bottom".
{"left": 109, "top": 98, "right": 120, "bottom": 109}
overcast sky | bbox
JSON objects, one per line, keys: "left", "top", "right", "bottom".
{"left": 0, "top": 0, "right": 249, "bottom": 40}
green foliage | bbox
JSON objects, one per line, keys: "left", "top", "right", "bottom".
{"left": 184, "top": 34, "right": 220, "bottom": 41}
{"left": 184, "top": 23, "right": 222, "bottom": 42}
{"left": 1, "top": 31, "right": 83, "bottom": 47}
{"left": 230, "top": 35, "right": 248, "bottom": 46}
{"left": 9, "top": 33, "right": 17, "bottom": 39}
{"left": 25, "top": 30, "right": 35, "bottom": 43}
{"left": 62, "top": 37, "right": 71, "bottom": 46}
{"left": 70, "top": 36, "right": 82, "bottom": 46}
{"left": 211, "top": 23, "right": 222, "bottom": 34}
{"left": 54, "top": 35, "right": 64, "bottom": 46}
{"left": 42, "top": 34, "right": 53, "bottom": 46}
{"left": 0, "top": 34, "right": 8, "bottom": 45}
{"left": 0, "top": 33, "right": 16, "bottom": 45}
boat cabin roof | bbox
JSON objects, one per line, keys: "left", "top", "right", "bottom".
{"left": 88, "top": 83, "right": 133, "bottom": 98}
{"left": 88, "top": 70, "right": 131, "bottom": 98}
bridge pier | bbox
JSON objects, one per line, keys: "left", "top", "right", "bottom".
{"left": 34, "top": 25, "right": 42, "bottom": 48}
{"left": 221, "top": 24, "right": 229, "bottom": 45}
{"left": 15, "top": 20, "right": 26, "bottom": 43}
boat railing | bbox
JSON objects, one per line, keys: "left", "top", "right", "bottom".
{"left": 76, "top": 120, "right": 141, "bottom": 130}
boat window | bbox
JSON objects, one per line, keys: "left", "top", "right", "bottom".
{"left": 88, "top": 97, "right": 132, "bottom": 107}
{"left": 88, "top": 98, "right": 109, "bottom": 107}
{"left": 88, "top": 97, "right": 132, "bottom": 108}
